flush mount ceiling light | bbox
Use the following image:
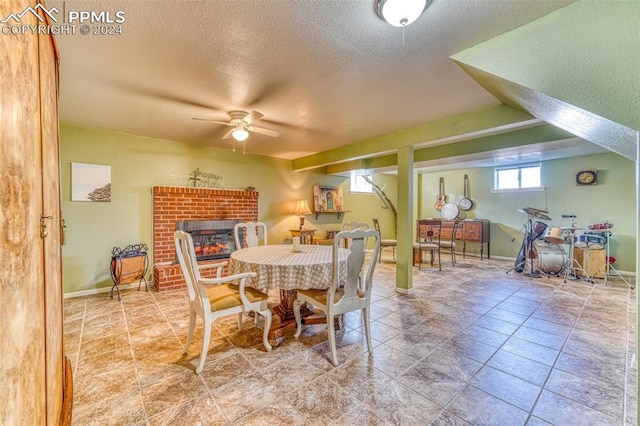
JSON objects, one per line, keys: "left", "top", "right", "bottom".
{"left": 375, "top": 0, "right": 430, "bottom": 27}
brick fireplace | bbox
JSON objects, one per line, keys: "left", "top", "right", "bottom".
{"left": 152, "top": 186, "right": 258, "bottom": 291}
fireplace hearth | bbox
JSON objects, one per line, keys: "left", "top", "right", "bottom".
{"left": 176, "top": 219, "right": 240, "bottom": 261}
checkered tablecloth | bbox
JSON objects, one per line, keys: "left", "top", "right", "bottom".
{"left": 229, "top": 244, "right": 347, "bottom": 291}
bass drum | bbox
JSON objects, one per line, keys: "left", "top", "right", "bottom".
{"left": 533, "top": 241, "right": 567, "bottom": 274}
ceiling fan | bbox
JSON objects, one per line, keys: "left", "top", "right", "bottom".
{"left": 193, "top": 110, "right": 280, "bottom": 153}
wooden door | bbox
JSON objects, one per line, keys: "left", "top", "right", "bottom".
{"left": 0, "top": 0, "right": 64, "bottom": 424}
{"left": 40, "top": 9, "right": 64, "bottom": 423}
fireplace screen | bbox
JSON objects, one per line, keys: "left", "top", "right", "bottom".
{"left": 175, "top": 220, "right": 240, "bottom": 261}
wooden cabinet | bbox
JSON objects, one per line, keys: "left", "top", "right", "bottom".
{"left": 573, "top": 248, "right": 607, "bottom": 278}
{"left": 439, "top": 221, "right": 464, "bottom": 241}
{"left": 442, "top": 219, "right": 491, "bottom": 260}
{"left": 462, "top": 220, "right": 490, "bottom": 260}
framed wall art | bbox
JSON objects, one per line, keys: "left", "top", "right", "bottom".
{"left": 71, "top": 162, "right": 111, "bottom": 202}
{"left": 313, "top": 184, "right": 344, "bottom": 212}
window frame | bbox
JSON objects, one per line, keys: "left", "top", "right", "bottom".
{"left": 493, "top": 163, "right": 542, "bottom": 192}
{"left": 350, "top": 172, "right": 373, "bottom": 194}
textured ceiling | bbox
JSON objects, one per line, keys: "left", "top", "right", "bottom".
{"left": 49, "top": 0, "right": 588, "bottom": 164}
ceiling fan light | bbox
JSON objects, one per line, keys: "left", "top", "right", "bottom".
{"left": 231, "top": 127, "right": 249, "bottom": 142}
{"left": 375, "top": 0, "right": 428, "bottom": 27}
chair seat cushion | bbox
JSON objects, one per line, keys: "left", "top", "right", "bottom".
{"left": 297, "top": 288, "right": 364, "bottom": 305}
{"left": 439, "top": 241, "right": 455, "bottom": 248}
{"left": 414, "top": 242, "right": 438, "bottom": 250}
{"left": 381, "top": 239, "right": 397, "bottom": 246}
{"left": 206, "top": 283, "right": 268, "bottom": 311}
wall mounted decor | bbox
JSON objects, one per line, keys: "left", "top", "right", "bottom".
{"left": 188, "top": 168, "right": 223, "bottom": 188}
{"left": 313, "top": 185, "right": 344, "bottom": 212}
{"left": 576, "top": 170, "right": 597, "bottom": 185}
{"left": 71, "top": 162, "right": 111, "bottom": 202}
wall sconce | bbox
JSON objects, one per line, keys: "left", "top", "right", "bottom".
{"left": 293, "top": 199, "right": 312, "bottom": 230}
{"left": 375, "top": 0, "right": 430, "bottom": 27}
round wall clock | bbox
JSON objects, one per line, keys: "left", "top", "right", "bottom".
{"left": 576, "top": 170, "right": 597, "bottom": 185}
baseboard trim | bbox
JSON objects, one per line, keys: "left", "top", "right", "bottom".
{"left": 63, "top": 282, "right": 149, "bottom": 299}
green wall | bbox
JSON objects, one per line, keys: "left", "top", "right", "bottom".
{"left": 418, "top": 152, "right": 636, "bottom": 272}
{"left": 60, "top": 124, "right": 397, "bottom": 294}
{"left": 61, "top": 123, "right": 634, "bottom": 294}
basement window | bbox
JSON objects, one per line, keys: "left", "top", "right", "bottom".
{"left": 350, "top": 172, "right": 373, "bottom": 194}
{"left": 494, "top": 164, "right": 541, "bottom": 190}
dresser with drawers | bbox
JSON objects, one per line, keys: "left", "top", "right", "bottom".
{"left": 441, "top": 219, "right": 491, "bottom": 260}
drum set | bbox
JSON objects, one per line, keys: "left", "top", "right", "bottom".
{"left": 508, "top": 207, "right": 619, "bottom": 283}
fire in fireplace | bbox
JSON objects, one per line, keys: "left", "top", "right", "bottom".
{"left": 175, "top": 220, "right": 241, "bottom": 261}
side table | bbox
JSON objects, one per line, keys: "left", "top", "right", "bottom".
{"left": 290, "top": 228, "right": 316, "bottom": 244}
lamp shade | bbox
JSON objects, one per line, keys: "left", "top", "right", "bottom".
{"left": 293, "top": 199, "right": 312, "bottom": 216}
{"left": 375, "top": 0, "right": 428, "bottom": 27}
{"left": 231, "top": 127, "right": 249, "bottom": 141}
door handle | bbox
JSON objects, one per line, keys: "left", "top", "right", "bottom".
{"left": 40, "top": 215, "right": 53, "bottom": 239}
{"left": 61, "top": 218, "right": 67, "bottom": 245}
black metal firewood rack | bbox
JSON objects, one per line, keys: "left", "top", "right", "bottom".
{"left": 110, "top": 244, "right": 149, "bottom": 300}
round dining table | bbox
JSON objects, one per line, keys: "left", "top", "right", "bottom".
{"left": 229, "top": 244, "right": 348, "bottom": 340}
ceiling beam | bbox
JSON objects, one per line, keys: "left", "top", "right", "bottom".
{"left": 325, "top": 124, "right": 575, "bottom": 175}
{"left": 292, "top": 104, "right": 536, "bottom": 171}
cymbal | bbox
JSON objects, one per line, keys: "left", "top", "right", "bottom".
{"left": 519, "top": 207, "right": 551, "bottom": 220}
{"left": 534, "top": 212, "right": 552, "bottom": 221}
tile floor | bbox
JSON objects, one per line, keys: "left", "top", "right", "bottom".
{"left": 64, "top": 255, "right": 637, "bottom": 425}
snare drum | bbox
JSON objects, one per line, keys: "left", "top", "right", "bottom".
{"left": 543, "top": 226, "right": 565, "bottom": 244}
{"left": 533, "top": 241, "right": 567, "bottom": 274}
{"left": 588, "top": 222, "right": 613, "bottom": 231}
{"left": 573, "top": 234, "right": 605, "bottom": 249}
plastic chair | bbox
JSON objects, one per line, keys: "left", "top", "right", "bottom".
{"left": 174, "top": 230, "right": 272, "bottom": 373}
{"left": 293, "top": 228, "right": 380, "bottom": 366}
{"left": 234, "top": 221, "right": 268, "bottom": 249}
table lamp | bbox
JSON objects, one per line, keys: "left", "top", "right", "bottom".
{"left": 293, "top": 199, "right": 312, "bottom": 230}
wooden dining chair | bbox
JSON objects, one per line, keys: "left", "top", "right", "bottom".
{"left": 174, "top": 230, "right": 272, "bottom": 373}
{"left": 340, "top": 221, "right": 370, "bottom": 248}
{"left": 414, "top": 219, "right": 442, "bottom": 270}
{"left": 372, "top": 218, "right": 397, "bottom": 263}
{"left": 234, "top": 221, "right": 268, "bottom": 249}
{"left": 438, "top": 219, "right": 460, "bottom": 267}
{"left": 341, "top": 221, "right": 369, "bottom": 231}
{"left": 293, "top": 228, "right": 381, "bottom": 366}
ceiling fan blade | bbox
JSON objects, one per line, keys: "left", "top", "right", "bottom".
{"left": 249, "top": 126, "right": 280, "bottom": 138}
{"left": 221, "top": 128, "right": 235, "bottom": 139}
{"left": 192, "top": 118, "right": 232, "bottom": 126}
{"left": 243, "top": 111, "right": 264, "bottom": 125}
